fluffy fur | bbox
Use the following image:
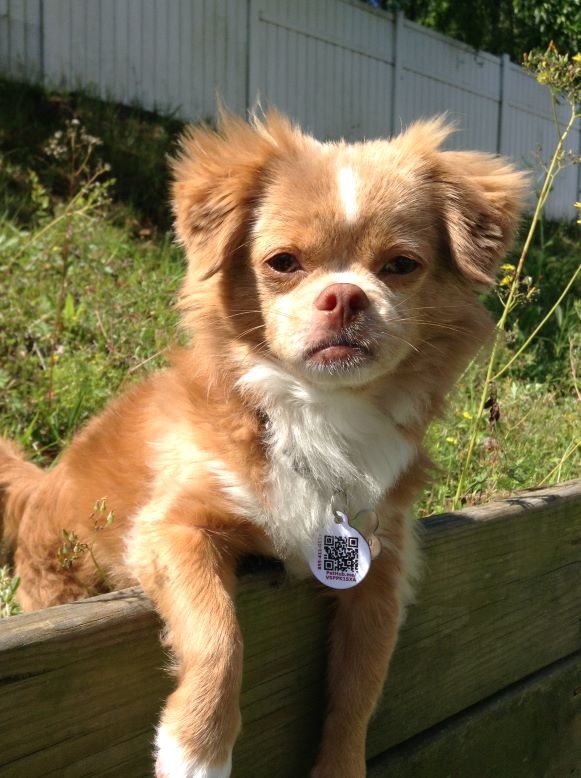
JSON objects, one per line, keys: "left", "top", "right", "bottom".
{"left": 0, "top": 110, "right": 526, "bottom": 777}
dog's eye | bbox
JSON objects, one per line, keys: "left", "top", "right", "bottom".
{"left": 381, "top": 256, "right": 419, "bottom": 275}
{"left": 266, "top": 253, "right": 302, "bottom": 274}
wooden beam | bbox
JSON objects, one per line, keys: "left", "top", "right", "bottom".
{"left": 367, "top": 478, "right": 581, "bottom": 757}
{"left": 0, "top": 480, "right": 579, "bottom": 777}
{"left": 368, "top": 650, "right": 581, "bottom": 778}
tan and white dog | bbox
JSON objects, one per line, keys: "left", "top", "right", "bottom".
{"left": 0, "top": 111, "right": 525, "bottom": 777}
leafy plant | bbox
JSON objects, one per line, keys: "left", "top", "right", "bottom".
{"left": 369, "top": 1, "right": 581, "bottom": 61}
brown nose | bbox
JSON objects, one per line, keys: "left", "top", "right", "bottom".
{"left": 314, "top": 283, "right": 370, "bottom": 327}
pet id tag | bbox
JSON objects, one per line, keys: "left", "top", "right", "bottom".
{"left": 309, "top": 510, "right": 373, "bottom": 590}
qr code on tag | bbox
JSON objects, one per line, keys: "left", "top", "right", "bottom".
{"left": 323, "top": 536, "right": 359, "bottom": 573}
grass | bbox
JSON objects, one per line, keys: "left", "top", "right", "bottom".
{"left": 0, "top": 79, "right": 183, "bottom": 230}
{"left": 0, "top": 79, "right": 184, "bottom": 461}
{"left": 420, "top": 367, "right": 579, "bottom": 516}
{"left": 0, "top": 77, "right": 579, "bottom": 519}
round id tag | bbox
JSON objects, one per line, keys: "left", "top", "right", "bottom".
{"left": 309, "top": 511, "right": 372, "bottom": 589}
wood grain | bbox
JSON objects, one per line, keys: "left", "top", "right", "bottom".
{"left": 0, "top": 480, "right": 579, "bottom": 776}
{"left": 368, "top": 650, "right": 581, "bottom": 778}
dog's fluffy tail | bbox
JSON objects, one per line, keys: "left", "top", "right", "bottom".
{"left": 0, "top": 438, "right": 44, "bottom": 549}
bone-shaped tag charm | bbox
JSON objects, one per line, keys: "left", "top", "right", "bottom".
{"left": 350, "top": 509, "right": 381, "bottom": 560}
{"left": 309, "top": 511, "right": 372, "bottom": 589}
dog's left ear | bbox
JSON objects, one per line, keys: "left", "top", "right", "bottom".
{"left": 436, "top": 151, "right": 528, "bottom": 287}
{"left": 171, "top": 108, "right": 301, "bottom": 280}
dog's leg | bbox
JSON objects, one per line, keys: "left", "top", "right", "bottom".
{"left": 131, "top": 505, "right": 242, "bottom": 778}
{"left": 312, "top": 517, "right": 408, "bottom": 778}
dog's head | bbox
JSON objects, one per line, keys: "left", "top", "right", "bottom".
{"left": 172, "top": 111, "right": 527, "bottom": 389}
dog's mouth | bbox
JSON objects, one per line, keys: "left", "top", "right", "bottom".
{"left": 304, "top": 336, "right": 372, "bottom": 368}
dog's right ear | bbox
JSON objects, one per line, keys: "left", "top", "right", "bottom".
{"left": 171, "top": 109, "right": 300, "bottom": 280}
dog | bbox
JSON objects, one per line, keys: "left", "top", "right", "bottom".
{"left": 0, "top": 110, "right": 525, "bottom": 777}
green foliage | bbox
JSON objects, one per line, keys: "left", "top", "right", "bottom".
{"left": 523, "top": 42, "right": 581, "bottom": 101}
{"left": 0, "top": 566, "right": 22, "bottom": 618}
{"left": 494, "top": 45, "right": 581, "bottom": 390}
{"left": 374, "top": 0, "right": 581, "bottom": 60}
{"left": 0, "top": 78, "right": 185, "bottom": 230}
{"left": 0, "top": 79, "right": 183, "bottom": 461}
{"left": 487, "top": 222, "right": 581, "bottom": 389}
{"left": 0, "top": 210, "right": 182, "bottom": 460}
{"left": 498, "top": 229, "right": 581, "bottom": 394}
{"left": 420, "top": 369, "right": 580, "bottom": 516}
{"left": 449, "top": 43, "right": 580, "bottom": 508}
{"left": 424, "top": 219, "right": 580, "bottom": 514}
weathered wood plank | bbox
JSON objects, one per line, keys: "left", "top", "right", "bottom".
{"left": 0, "top": 589, "right": 169, "bottom": 777}
{"left": 367, "top": 478, "right": 581, "bottom": 758}
{"left": 0, "top": 480, "right": 579, "bottom": 776}
{"left": 368, "top": 650, "right": 581, "bottom": 778}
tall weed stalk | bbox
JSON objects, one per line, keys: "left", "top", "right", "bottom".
{"left": 453, "top": 45, "right": 581, "bottom": 508}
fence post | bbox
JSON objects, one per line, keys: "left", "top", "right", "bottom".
{"left": 0, "top": 0, "right": 10, "bottom": 77}
{"left": 391, "top": 11, "right": 405, "bottom": 136}
{"left": 497, "top": 53, "right": 510, "bottom": 155}
{"left": 246, "top": 0, "right": 262, "bottom": 116}
{"left": 38, "top": 0, "right": 44, "bottom": 83}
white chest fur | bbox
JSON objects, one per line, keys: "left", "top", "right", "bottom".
{"left": 236, "top": 363, "right": 416, "bottom": 573}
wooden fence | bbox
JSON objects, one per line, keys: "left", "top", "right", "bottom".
{"left": 0, "top": 479, "right": 580, "bottom": 777}
{"left": 1, "top": 0, "right": 580, "bottom": 221}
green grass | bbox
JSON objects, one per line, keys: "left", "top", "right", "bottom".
{"left": 0, "top": 565, "right": 21, "bottom": 616}
{"left": 0, "top": 79, "right": 184, "bottom": 230}
{"left": 0, "top": 215, "right": 182, "bottom": 459}
{"left": 0, "top": 78, "right": 579, "bottom": 515}
{"left": 420, "top": 368, "right": 579, "bottom": 516}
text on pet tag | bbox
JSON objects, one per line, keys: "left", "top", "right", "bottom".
{"left": 309, "top": 510, "right": 372, "bottom": 589}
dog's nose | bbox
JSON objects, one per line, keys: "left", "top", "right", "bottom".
{"left": 314, "top": 283, "right": 370, "bottom": 327}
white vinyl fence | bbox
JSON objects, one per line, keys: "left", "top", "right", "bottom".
{"left": 1, "top": 0, "right": 580, "bottom": 219}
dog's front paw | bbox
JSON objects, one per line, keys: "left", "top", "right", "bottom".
{"left": 155, "top": 725, "right": 232, "bottom": 778}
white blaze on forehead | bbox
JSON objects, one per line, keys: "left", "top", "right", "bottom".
{"left": 337, "top": 165, "right": 358, "bottom": 222}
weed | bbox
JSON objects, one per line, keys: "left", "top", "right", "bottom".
{"left": 0, "top": 566, "right": 22, "bottom": 618}
{"left": 57, "top": 497, "right": 116, "bottom": 595}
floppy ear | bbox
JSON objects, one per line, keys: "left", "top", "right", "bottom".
{"left": 171, "top": 108, "right": 300, "bottom": 280}
{"left": 437, "top": 151, "right": 529, "bottom": 287}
